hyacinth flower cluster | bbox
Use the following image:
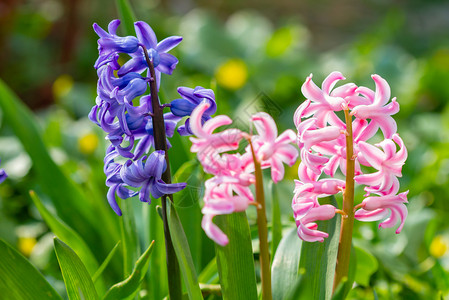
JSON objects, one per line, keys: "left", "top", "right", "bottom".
{"left": 0, "top": 159, "right": 7, "bottom": 184}
{"left": 189, "top": 100, "right": 298, "bottom": 299}
{"left": 293, "top": 72, "right": 408, "bottom": 242}
{"left": 89, "top": 19, "right": 219, "bottom": 215}
{"left": 189, "top": 101, "right": 298, "bottom": 245}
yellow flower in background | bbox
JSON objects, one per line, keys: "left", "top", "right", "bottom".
{"left": 52, "top": 74, "right": 74, "bottom": 100}
{"left": 215, "top": 59, "right": 248, "bottom": 90}
{"left": 18, "top": 237, "right": 37, "bottom": 257}
{"left": 430, "top": 235, "right": 447, "bottom": 258}
{"left": 78, "top": 132, "right": 99, "bottom": 155}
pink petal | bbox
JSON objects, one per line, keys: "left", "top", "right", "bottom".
{"left": 252, "top": 112, "right": 278, "bottom": 142}
{"left": 202, "top": 214, "right": 229, "bottom": 246}
{"left": 190, "top": 101, "right": 210, "bottom": 137}
{"left": 357, "top": 141, "right": 385, "bottom": 169}
{"left": 203, "top": 115, "right": 233, "bottom": 134}
{"left": 372, "top": 74, "right": 391, "bottom": 106}
{"left": 302, "top": 74, "right": 326, "bottom": 104}
{"left": 322, "top": 71, "right": 345, "bottom": 94}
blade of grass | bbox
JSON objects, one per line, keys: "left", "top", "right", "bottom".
{"left": 297, "top": 197, "right": 341, "bottom": 300}
{"left": 0, "top": 80, "right": 98, "bottom": 241}
{"left": 93, "top": 241, "right": 121, "bottom": 283}
{"left": 270, "top": 181, "right": 282, "bottom": 258}
{"left": 215, "top": 212, "right": 258, "bottom": 300}
{"left": 103, "top": 241, "right": 155, "bottom": 300}
{"left": 54, "top": 238, "right": 99, "bottom": 300}
{"left": 116, "top": 0, "right": 136, "bottom": 36}
{"left": 0, "top": 239, "right": 62, "bottom": 299}
{"left": 167, "top": 199, "right": 203, "bottom": 300}
{"left": 271, "top": 227, "right": 302, "bottom": 300}
{"left": 29, "top": 191, "right": 104, "bottom": 294}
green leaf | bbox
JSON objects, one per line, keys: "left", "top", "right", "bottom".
{"left": 270, "top": 181, "right": 283, "bottom": 257}
{"left": 272, "top": 227, "right": 302, "bottom": 300}
{"left": 30, "top": 191, "right": 99, "bottom": 275}
{"left": 147, "top": 205, "right": 167, "bottom": 300}
{"left": 93, "top": 241, "right": 121, "bottom": 283}
{"left": 54, "top": 238, "right": 99, "bottom": 300}
{"left": 119, "top": 199, "right": 139, "bottom": 277}
{"left": 214, "top": 212, "right": 258, "bottom": 300}
{"left": 297, "top": 197, "right": 341, "bottom": 300}
{"left": 166, "top": 199, "right": 204, "bottom": 300}
{"left": 331, "top": 246, "right": 356, "bottom": 300}
{"left": 0, "top": 80, "right": 107, "bottom": 248}
{"left": 198, "top": 258, "right": 219, "bottom": 284}
{"left": 0, "top": 239, "right": 62, "bottom": 299}
{"left": 173, "top": 160, "right": 204, "bottom": 271}
{"left": 103, "top": 241, "right": 155, "bottom": 300}
{"left": 354, "top": 246, "right": 377, "bottom": 287}
{"left": 115, "top": 0, "right": 136, "bottom": 36}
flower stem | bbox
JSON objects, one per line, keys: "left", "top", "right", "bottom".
{"left": 142, "top": 45, "right": 182, "bottom": 300}
{"left": 249, "top": 140, "right": 272, "bottom": 300}
{"left": 334, "top": 108, "right": 355, "bottom": 291}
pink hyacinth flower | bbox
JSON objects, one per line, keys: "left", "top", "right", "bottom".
{"left": 190, "top": 101, "right": 243, "bottom": 174}
{"left": 300, "top": 72, "right": 355, "bottom": 127}
{"left": 201, "top": 180, "right": 254, "bottom": 246}
{"left": 296, "top": 204, "right": 337, "bottom": 242}
{"left": 293, "top": 163, "right": 345, "bottom": 200}
{"left": 351, "top": 74, "right": 400, "bottom": 139}
{"left": 355, "top": 134, "right": 407, "bottom": 195}
{"left": 296, "top": 118, "right": 342, "bottom": 151}
{"left": 251, "top": 112, "right": 298, "bottom": 183}
{"left": 355, "top": 191, "right": 409, "bottom": 233}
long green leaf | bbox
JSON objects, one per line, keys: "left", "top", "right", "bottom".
{"left": 173, "top": 160, "right": 204, "bottom": 271}
{"left": 270, "top": 181, "right": 282, "bottom": 257}
{"left": 120, "top": 199, "right": 139, "bottom": 277}
{"left": 54, "top": 238, "right": 99, "bottom": 300}
{"left": 0, "top": 80, "right": 100, "bottom": 243}
{"left": 271, "top": 227, "right": 302, "bottom": 300}
{"left": 167, "top": 199, "right": 204, "bottom": 300}
{"left": 116, "top": 0, "right": 136, "bottom": 36}
{"left": 297, "top": 197, "right": 341, "bottom": 300}
{"left": 215, "top": 212, "right": 258, "bottom": 300}
{"left": 30, "top": 191, "right": 100, "bottom": 278}
{"left": 147, "top": 204, "right": 168, "bottom": 300}
{"left": 103, "top": 241, "right": 155, "bottom": 300}
{"left": 93, "top": 241, "right": 122, "bottom": 283}
{"left": 332, "top": 246, "right": 356, "bottom": 300}
{"left": 0, "top": 239, "right": 62, "bottom": 299}
{"left": 198, "top": 258, "right": 219, "bottom": 284}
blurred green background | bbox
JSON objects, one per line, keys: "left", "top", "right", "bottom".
{"left": 1, "top": 0, "right": 449, "bottom": 299}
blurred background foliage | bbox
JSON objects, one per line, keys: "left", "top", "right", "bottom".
{"left": 1, "top": 0, "right": 449, "bottom": 299}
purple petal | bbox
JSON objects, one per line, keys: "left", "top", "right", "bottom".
{"left": 93, "top": 23, "right": 108, "bottom": 38}
{"left": 107, "top": 185, "right": 122, "bottom": 216}
{"left": 157, "top": 36, "right": 183, "bottom": 53}
{"left": 157, "top": 53, "right": 178, "bottom": 75}
{"left": 108, "top": 19, "right": 121, "bottom": 35}
{"left": 134, "top": 21, "right": 157, "bottom": 49}
{"left": 118, "top": 56, "right": 147, "bottom": 77}
{"left": 152, "top": 180, "right": 186, "bottom": 197}
{"left": 144, "top": 150, "right": 166, "bottom": 179}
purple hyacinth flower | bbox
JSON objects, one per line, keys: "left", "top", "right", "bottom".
{"left": 170, "top": 86, "right": 217, "bottom": 136}
{"left": 0, "top": 159, "right": 7, "bottom": 184}
{"left": 117, "top": 21, "right": 182, "bottom": 88}
{"left": 93, "top": 20, "right": 140, "bottom": 69}
{"left": 120, "top": 150, "right": 186, "bottom": 203}
{"left": 104, "top": 147, "right": 137, "bottom": 215}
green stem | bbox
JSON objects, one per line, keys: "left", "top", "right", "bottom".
{"left": 333, "top": 109, "right": 355, "bottom": 290}
{"left": 142, "top": 45, "right": 182, "bottom": 300}
{"left": 249, "top": 140, "right": 272, "bottom": 300}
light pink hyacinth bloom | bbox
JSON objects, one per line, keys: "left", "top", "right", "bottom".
{"left": 190, "top": 101, "right": 298, "bottom": 246}
{"left": 293, "top": 72, "right": 408, "bottom": 242}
